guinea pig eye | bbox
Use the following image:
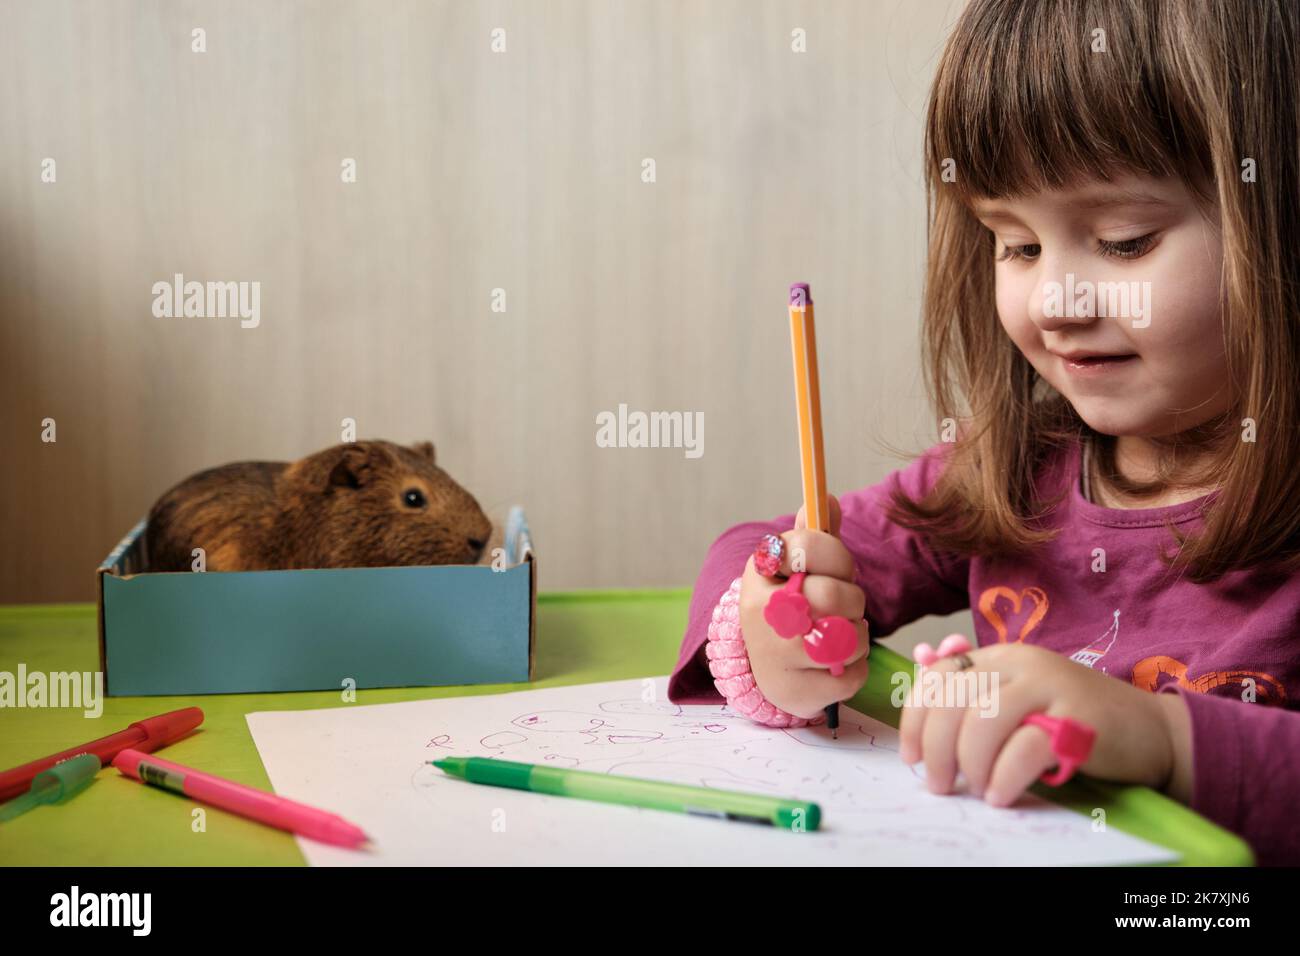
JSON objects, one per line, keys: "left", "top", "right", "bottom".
{"left": 402, "top": 488, "right": 427, "bottom": 509}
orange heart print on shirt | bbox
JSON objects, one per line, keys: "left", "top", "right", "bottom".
{"left": 977, "top": 586, "right": 1050, "bottom": 643}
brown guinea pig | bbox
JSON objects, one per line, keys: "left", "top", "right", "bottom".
{"left": 144, "top": 440, "right": 493, "bottom": 572}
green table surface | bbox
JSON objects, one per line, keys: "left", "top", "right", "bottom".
{"left": 0, "top": 594, "right": 1253, "bottom": 866}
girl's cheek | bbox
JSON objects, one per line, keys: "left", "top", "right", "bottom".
{"left": 1154, "top": 226, "right": 1223, "bottom": 337}
{"left": 1142, "top": 249, "right": 1223, "bottom": 358}
{"left": 995, "top": 279, "right": 1038, "bottom": 353}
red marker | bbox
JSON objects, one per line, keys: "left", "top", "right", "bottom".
{"left": 0, "top": 707, "right": 203, "bottom": 802}
{"left": 113, "top": 749, "right": 369, "bottom": 848}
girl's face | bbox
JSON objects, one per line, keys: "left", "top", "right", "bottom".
{"left": 974, "top": 174, "right": 1230, "bottom": 438}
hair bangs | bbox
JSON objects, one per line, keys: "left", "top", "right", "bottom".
{"left": 925, "top": 0, "right": 1213, "bottom": 203}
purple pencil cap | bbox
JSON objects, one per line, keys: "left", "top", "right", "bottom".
{"left": 790, "top": 283, "right": 813, "bottom": 307}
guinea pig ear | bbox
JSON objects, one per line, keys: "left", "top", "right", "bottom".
{"left": 327, "top": 443, "right": 377, "bottom": 490}
{"left": 411, "top": 441, "right": 436, "bottom": 464}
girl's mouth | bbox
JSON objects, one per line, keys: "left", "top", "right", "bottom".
{"left": 1060, "top": 354, "right": 1137, "bottom": 375}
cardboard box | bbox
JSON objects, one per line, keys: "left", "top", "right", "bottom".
{"left": 96, "top": 507, "right": 535, "bottom": 696}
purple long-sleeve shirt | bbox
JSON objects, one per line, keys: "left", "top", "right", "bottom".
{"left": 669, "top": 439, "right": 1300, "bottom": 865}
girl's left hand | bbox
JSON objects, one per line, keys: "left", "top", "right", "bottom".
{"left": 898, "top": 642, "right": 1177, "bottom": 806}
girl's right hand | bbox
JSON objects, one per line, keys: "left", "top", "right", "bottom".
{"left": 738, "top": 494, "right": 871, "bottom": 720}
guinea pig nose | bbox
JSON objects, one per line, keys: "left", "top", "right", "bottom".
{"left": 468, "top": 537, "right": 487, "bottom": 551}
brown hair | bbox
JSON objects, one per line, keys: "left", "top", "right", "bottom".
{"left": 886, "top": 0, "right": 1300, "bottom": 583}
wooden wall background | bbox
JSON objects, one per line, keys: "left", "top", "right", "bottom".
{"left": 0, "top": 0, "right": 972, "bottom": 651}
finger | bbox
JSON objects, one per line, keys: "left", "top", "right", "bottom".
{"left": 801, "top": 575, "right": 866, "bottom": 622}
{"left": 794, "top": 496, "right": 842, "bottom": 537}
{"left": 740, "top": 555, "right": 784, "bottom": 601}
{"left": 788, "top": 654, "right": 870, "bottom": 719}
{"left": 898, "top": 664, "right": 928, "bottom": 764}
{"left": 795, "top": 616, "right": 870, "bottom": 669}
{"left": 983, "top": 722, "right": 1058, "bottom": 807}
{"left": 741, "top": 558, "right": 854, "bottom": 670}
{"left": 920, "top": 694, "right": 969, "bottom": 794}
{"left": 955, "top": 681, "right": 1044, "bottom": 797}
{"left": 778, "top": 529, "right": 854, "bottom": 580}
{"left": 900, "top": 652, "right": 987, "bottom": 771}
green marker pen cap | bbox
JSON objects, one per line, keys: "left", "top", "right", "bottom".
{"left": 34, "top": 753, "right": 102, "bottom": 803}
{"left": 1, "top": 753, "right": 101, "bottom": 822}
{"left": 775, "top": 802, "right": 821, "bottom": 831}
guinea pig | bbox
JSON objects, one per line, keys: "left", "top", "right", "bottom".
{"left": 144, "top": 440, "right": 494, "bottom": 572}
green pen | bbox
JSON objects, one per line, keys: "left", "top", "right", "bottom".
{"left": 431, "top": 756, "right": 821, "bottom": 831}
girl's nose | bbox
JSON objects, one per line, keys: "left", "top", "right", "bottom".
{"left": 1029, "top": 259, "right": 1099, "bottom": 333}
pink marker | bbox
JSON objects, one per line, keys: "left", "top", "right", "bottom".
{"left": 112, "top": 749, "right": 368, "bottom": 848}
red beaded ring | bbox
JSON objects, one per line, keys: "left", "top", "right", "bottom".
{"left": 753, "top": 533, "right": 785, "bottom": 577}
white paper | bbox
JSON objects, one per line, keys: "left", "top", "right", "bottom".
{"left": 245, "top": 677, "right": 1179, "bottom": 866}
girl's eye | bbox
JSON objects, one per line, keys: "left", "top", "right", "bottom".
{"left": 403, "top": 488, "right": 427, "bottom": 509}
{"left": 996, "top": 243, "right": 1040, "bottom": 262}
{"left": 1098, "top": 233, "right": 1158, "bottom": 260}
{"left": 995, "top": 234, "right": 1159, "bottom": 263}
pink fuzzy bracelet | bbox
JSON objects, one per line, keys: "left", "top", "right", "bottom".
{"left": 705, "top": 577, "right": 819, "bottom": 728}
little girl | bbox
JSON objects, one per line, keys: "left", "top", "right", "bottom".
{"left": 670, "top": 0, "right": 1300, "bottom": 865}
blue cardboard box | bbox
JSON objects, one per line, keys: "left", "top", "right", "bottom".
{"left": 96, "top": 508, "right": 536, "bottom": 696}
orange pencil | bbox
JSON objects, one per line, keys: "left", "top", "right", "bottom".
{"left": 788, "top": 283, "right": 830, "bottom": 533}
{"left": 787, "top": 282, "right": 840, "bottom": 737}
